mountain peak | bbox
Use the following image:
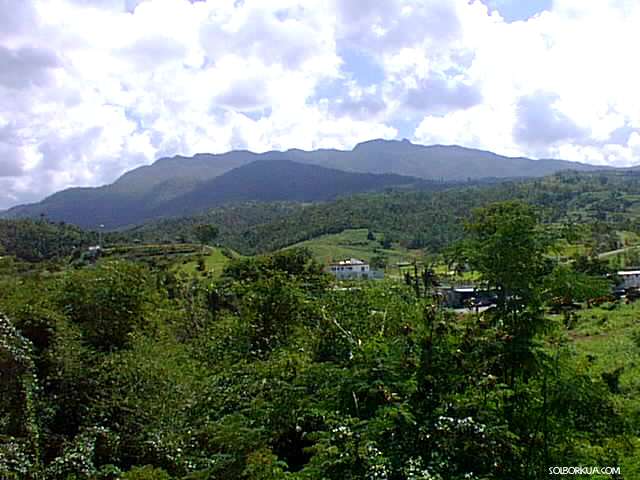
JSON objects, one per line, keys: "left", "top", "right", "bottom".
{"left": 353, "top": 138, "right": 415, "bottom": 151}
{"left": 3, "top": 141, "right": 608, "bottom": 228}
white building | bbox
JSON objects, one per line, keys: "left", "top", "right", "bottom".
{"left": 328, "top": 258, "right": 380, "bottom": 280}
{"left": 617, "top": 270, "right": 640, "bottom": 289}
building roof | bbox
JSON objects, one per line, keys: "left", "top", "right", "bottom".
{"left": 618, "top": 270, "right": 640, "bottom": 276}
{"left": 330, "top": 258, "right": 368, "bottom": 266}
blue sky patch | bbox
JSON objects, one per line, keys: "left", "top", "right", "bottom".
{"left": 338, "top": 47, "right": 386, "bottom": 87}
{"left": 480, "top": 0, "right": 551, "bottom": 22}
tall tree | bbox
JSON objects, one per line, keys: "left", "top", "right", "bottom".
{"left": 464, "top": 201, "right": 551, "bottom": 313}
{"left": 463, "top": 201, "right": 553, "bottom": 386}
{"left": 193, "top": 223, "right": 219, "bottom": 244}
{"left": 193, "top": 223, "right": 219, "bottom": 253}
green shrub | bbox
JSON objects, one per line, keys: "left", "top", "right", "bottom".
{"left": 121, "top": 465, "right": 172, "bottom": 480}
{"left": 57, "top": 261, "right": 152, "bottom": 351}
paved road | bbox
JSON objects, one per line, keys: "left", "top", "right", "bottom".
{"left": 598, "top": 245, "right": 640, "bottom": 259}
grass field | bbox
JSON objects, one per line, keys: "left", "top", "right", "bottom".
{"left": 104, "top": 243, "right": 202, "bottom": 258}
{"left": 568, "top": 301, "right": 640, "bottom": 393}
{"left": 285, "top": 228, "right": 423, "bottom": 274}
{"left": 556, "top": 301, "right": 640, "bottom": 475}
{"left": 552, "top": 238, "right": 590, "bottom": 259}
{"left": 103, "top": 243, "right": 238, "bottom": 277}
{"left": 172, "top": 246, "right": 239, "bottom": 276}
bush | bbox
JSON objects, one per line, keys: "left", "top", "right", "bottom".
{"left": 121, "top": 465, "right": 172, "bottom": 480}
{"left": 57, "top": 261, "right": 152, "bottom": 351}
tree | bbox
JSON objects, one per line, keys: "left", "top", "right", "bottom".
{"left": 544, "top": 264, "right": 611, "bottom": 308}
{"left": 197, "top": 256, "right": 206, "bottom": 272}
{"left": 572, "top": 254, "right": 611, "bottom": 276}
{"left": 463, "top": 201, "right": 552, "bottom": 312}
{"left": 370, "top": 253, "right": 387, "bottom": 270}
{"left": 463, "top": 201, "right": 553, "bottom": 387}
{"left": 193, "top": 224, "right": 219, "bottom": 248}
{"left": 0, "top": 314, "right": 41, "bottom": 479}
{"left": 57, "top": 261, "right": 152, "bottom": 351}
{"left": 241, "top": 272, "right": 306, "bottom": 357}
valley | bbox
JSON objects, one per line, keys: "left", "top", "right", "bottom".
{"left": 4, "top": 1, "right": 640, "bottom": 477}
{"left": 2, "top": 152, "right": 640, "bottom": 479}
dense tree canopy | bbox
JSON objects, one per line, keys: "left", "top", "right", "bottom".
{"left": 0, "top": 236, "right": 636, "bottom": 479}
{"left": 0, "top": 219, "right": 94, "bottom": 262}
{"left": 193, "top": 224, "right": 219, "bottom": 246}
{"left": 463, "top": 201, "right": 552, "bottom": 310}
{"left": 118, "top": 170, "right": 640, "bottom": 257}
{"left": 2, "top": 172, "right": 640, "bottom": 478}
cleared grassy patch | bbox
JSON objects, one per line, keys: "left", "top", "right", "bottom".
{"left": 284, "top": 228, "right": 422, "bottom": 274}
{"left": 562, "top": 301, "right": 640, "bottom": 475}
{"left": 569, "top": 302, "right": 640, "bottom": 389}
{"left": 103, "top": 243, "right": 239, "bottom": 277}
{"left": 173, "top": 246, "right": 239, "bottom": 276}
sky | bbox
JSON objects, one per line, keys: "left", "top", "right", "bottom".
{"left": 1, "top": 0, "right": 640, "bottom": 209}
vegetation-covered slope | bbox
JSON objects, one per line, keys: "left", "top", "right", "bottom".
{"left": 0, "top": 218, "right": 96, "bottom": 262}
{"left": 283, "top": 228, "right": 422, "bottom": 269}
{"left": 1, "top": 205, "right": 637, "bottom": 479}
{"left": 152, "top": 159, "right": 427, "bottom": 217}
{"left": 125, "top": 170, "right": 640, "bottom": 256}
{"left": 2, "top": 160, "right": 429, "bottom": 228}
{"left": 5, "top": 169, "right": 640, "bottom": 266}
{"left": 2, "top": 139, "right": 604, "bottom": 228}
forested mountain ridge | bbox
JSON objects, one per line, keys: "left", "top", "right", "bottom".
{"left": 2, "top": 139, "right": 606, "bottom": 228}
{"left": 124, "top": 170, "right": 640, "bottom": 256}
{"left": 148, "top": 159, "right": 430, "bottom": 217}
{"left": 117, "top": 139, "right": 604, "bottom": 187}
{"left": 2, "top": 159, "right": 429, "bottom": 228}
{"left": 5, "top": 169, "right": 635, "bottom": 263}
{"left": 0, "top": 218, "right": 95, "bottom": 262}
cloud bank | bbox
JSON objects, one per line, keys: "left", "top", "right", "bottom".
{"left": 0, "top": 0, "right": 639, "bottom": 208}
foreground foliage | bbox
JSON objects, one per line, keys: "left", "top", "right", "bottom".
{"left": 1, "top": 204, "right": 638, "bottom": 479}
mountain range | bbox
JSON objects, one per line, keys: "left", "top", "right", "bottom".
{"left": 2, "top": 139, "right": 608, "bottom": 228}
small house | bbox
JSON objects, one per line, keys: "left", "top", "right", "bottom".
{"left": 439, "top": 286, "right": 497, "bottom": 309}
{"left": 617, "top": 270, "right": 640, "bottom": 289}
{"left": 328, "top": 258, "right": 382, "bottom": 280}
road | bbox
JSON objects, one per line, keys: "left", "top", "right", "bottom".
{"left": 598, "top": 245, "right": 640, "bottom": 259}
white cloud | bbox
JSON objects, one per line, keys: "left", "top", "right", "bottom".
{"left": 413, "top": 0, "right": 640, "bottom": 164}
{"left": 1, "top": 0, "right": 640, "bottom": 209}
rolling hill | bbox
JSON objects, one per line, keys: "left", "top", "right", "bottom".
{"left": 114, "top": 139, "right": 604, "bottom": 189}
{"left": 2, "top": 139, "right": 607, "bottom": 228}
{"left": 120, "top": 170, "right": 640, "bottom": 257}
{"left": 3, "top": 159, "right": 428, "bottom": 228}
{"left": 154, "top": 159, "right": 427, "bottom": 217}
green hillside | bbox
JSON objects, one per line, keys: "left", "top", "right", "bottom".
{"left": 131, "top": 170, "right": 638, "bottom": 257}
{"left": 8, "top": 169, "right": 640, "bottom": 267}
{"left": 3, "top": 139, "right": 605, "bottom": 229}
{"left": 2, "top": 204, "right": 639, "bottom": 478}
{"left": 99, "top": 242, "right": 240, "bottom": 278}
{"left": 563, "top": 301, "right": 640, "bottom": 475}
{"left": 285, "top": 228, "right": 422, "bottom": 272}
{"left": 173, "top": 246, "right": 240, "bottom": 276}
{"left": 154, "top": 159, "right": 426, "bottom": 218}
{"left": 3, "top": 159, "right": 431, "bottom": 228}
{"left": 0, "top": 218, "right": 95, "bottom": 262}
